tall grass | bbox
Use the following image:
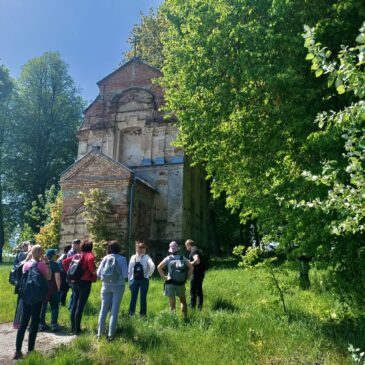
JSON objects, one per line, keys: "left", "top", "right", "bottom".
{"left": 0, "top": 261, "right": 363, "bottom": 364}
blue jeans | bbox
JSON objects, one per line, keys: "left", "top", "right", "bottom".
{"left": 98, "top": 284, "right": 125, "bottom": 337}
{"left": 129, "top": 278, "right": 149, "bottom": 316}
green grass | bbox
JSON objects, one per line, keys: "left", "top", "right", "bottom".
{"left": 0, "top": 260, "right": 364, "bottom": 364}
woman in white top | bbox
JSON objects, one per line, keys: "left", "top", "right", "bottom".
{"left": 128, "top": 241, "right": 155, "bottom": 316}
{"left": 97, "top": 241, "right": 128, "bottom": 340}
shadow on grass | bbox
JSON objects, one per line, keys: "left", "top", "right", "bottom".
{"left": 291, "top": 308, "right": 365, "bottom": 350}
{"left": 211, "top": 297, "right": 238, "bottom": 312}
{"left": 116, "top": 319, "right": 163, "bottom": 350}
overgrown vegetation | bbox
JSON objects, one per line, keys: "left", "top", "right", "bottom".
{"left": 149, "top": 0, "right": 365, "bottom": 308}
{"left": 79, "top": 188, "right": 113, "bottom": 260}
{"left": 1, "top": 262, "right": 364, "bottom": 364}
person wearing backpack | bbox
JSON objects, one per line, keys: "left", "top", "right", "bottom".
{"left": 62, "top": 239, "right": 96, "bottom": 335}
{"left": 65, "top": 239, "right": 81, "bottom": 310}
{"left": 128, "top": 241, "right": 155, "bottom": 317}
{"left": 39, "top": 249, "right": 62, "bottom": 332}
{"left": 57, "top": 244, "right": 72, "bottom": 306}
{"left": 13, "top": 244, "right": 51, "bottom": 360}
{"left": 157, "top": 241, "right": 193, "bottom": 318}
{"left": 11, "top": 241, "right": 31, "bottom": 329}
{"left": 185, "top": 239, "right": 207, "bottom": 310}
{"left": 96, "top": 240, "right": 128, "bottom": 340}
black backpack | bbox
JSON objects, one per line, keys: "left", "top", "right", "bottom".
{"left": 133, "top": 256, "right": 145, "bottom": 280}
{"left": 20, "top": 262, "right": 48, "bottom": 305}
{"left": 9, "top": 262, "right": 24, "bottom": 288}
{"left": 67, "top": 254, "right": 84, "bottom": 283}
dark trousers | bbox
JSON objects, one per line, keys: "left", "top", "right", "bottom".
{"left": 190, "top": 274, "right": 204, "bottom": 309}
{"left": 60, "top": 272, "right": 70, "bottom": 306}
{"left": 40, "top": 291, "right": 60, "bottom": 325}
{"left": 15, "top": 300, "right": 43, "bottom": 352}
{"left": 70, "top": 281, "right": 92, "bottom": 332}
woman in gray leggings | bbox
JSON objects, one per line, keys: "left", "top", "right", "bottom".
{"left": 97, "top": 241, "right": 128, "bottom": 341}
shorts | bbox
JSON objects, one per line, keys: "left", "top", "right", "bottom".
{"left": 164, "top": 283, "right": 186, "bottom": 298}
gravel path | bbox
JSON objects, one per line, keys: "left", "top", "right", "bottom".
{"left": 0, "top": 322, "right": 75, "bottom": 364}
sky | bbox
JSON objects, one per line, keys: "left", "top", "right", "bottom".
{"left": 0, "top": 0, "right": 163, "bottom": 103}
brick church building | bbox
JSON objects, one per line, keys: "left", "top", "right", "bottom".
{"left": 60, "top": 58, "right": 210, "bottom": 257}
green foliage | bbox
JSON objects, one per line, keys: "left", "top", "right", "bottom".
{"left": 17, "top": 223, "right": 35, "bottom": 244}
{"left": 6, "top": 52, "right": 84, "bottom": 231}
{"left": 78, "top": 189, "right": 112, "bottom": 260}
{"left": 232, "top": 245, "right": 262, "bottom": 268}
{"left": 301, "top": 22, "right": 365, "bottom": 235}
{"left": 25, "top": 185, "right": 59, "bottom": 232}
{"left": 160, "top": 0, "right": 365, "bottom": 306}
{"left": 0, "top": 65, "right": 12, "bottom": 101}
{"left": 0, "top": 64, "right": 14, "bottom": 261}
{"left": 290, "top": 22, "right": 365, "bottom": 305}
{"left": 35, "top": 190, "right": 62, "bottom": 250}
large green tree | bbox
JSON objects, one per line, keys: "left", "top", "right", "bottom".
{"left": 159, "top": 0, "right": 364, "bottom": 288}
{"left": 296, "top": 22, "right": 365, "bottom": 303}
{"left": 7, "top": 52, "right": 84, "bottom": 231}
{"left": 0, "top": 64, "right": 14, "bottom": 262}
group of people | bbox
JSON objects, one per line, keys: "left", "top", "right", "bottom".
{"left": 11, "top": 238, "right": 207, "bottom": 360}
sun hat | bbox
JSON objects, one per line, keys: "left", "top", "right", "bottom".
{"left": 168, "top": 241, "right": 179, "bottom": 254}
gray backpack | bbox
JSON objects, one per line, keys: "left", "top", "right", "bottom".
{"left": 101, "top": 255, "right": 120, "bottom": 283}
{"left": 167, "top": 255, "right": 187, "bottom": 285}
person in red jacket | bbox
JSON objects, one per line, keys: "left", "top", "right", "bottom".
{"left": 62, "top": 239, "right": 96, "bottom": 335}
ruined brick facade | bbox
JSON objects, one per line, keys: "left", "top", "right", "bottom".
{"left": 60, "top": 58, "right": 210, "bottom": 257}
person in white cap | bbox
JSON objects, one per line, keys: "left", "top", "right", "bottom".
{"left": 157, "top": 241, "right": 193, "bottom": 318}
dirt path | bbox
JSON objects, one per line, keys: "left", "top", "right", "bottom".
{"left": 0, "top": 322, "right": 75, "bottom": 364}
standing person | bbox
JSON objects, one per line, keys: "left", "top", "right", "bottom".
{"left": 128, "top": 241, "right": 155, "bottom": 317}
{"left": 13, "top": 241, "right": 31, "bottom": 266}
{"left": 13, "top": 245, "right": 51, "bottom": 360}
{"left": 185, "top": 239, "right": 206, "bottom": 310}
{"left": 62, "top": 239, "right": 96, "bottom": 335}
{"left": 67, "top": 239, "right": 81, "bottom": 258}
{"left": 12, "top": 241, "right": 31, "bottom": 329}
{"left": 157, "top": 241, "right": 193, "bottom": 318}
{"left": 66, "top": 239, "right": 81, "bottom": 310}
{"left": 96, "top": 241, "right": 128, "bottom": 341}
{"left": 39, "top": 249, "right": 62, "bottom": 332}
{"left": 57, "top": 244, "right": 72, "bottom": 306}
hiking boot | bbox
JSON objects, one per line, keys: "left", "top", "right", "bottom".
{"left": 13, "top": 351, "right": 23, "bottom": 360}
{"left": 107, "top": 336, "right": 114, "bottom": 342}
{"left": 51, "top": 324, "right": 62, "bottom": 332}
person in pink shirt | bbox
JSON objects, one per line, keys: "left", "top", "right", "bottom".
{"left": 13, "top": 244, "right": 51, "bottom": 360}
